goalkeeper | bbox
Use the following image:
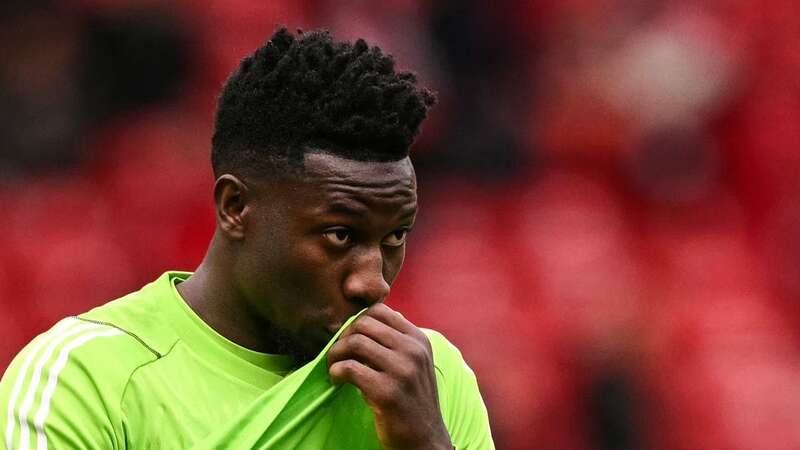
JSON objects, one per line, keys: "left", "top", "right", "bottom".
{"left": 1, "top": 28, "right": 494, "bottom": 450}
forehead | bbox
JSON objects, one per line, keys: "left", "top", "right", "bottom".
{"left": 291, "top": 152, "right": 418, "bottom": 218}
{"left": 302, "top": 152, "right": 415, "bottom": 186}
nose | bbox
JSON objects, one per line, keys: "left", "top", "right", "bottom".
{"left": 343, "top": 246, "right": 391, "bottom": 308}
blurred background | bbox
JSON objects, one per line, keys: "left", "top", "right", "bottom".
{"left": 1, "top": 0, "right": 800, "bottom": 448}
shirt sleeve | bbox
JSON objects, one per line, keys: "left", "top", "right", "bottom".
{"left": 424, "top": 329, "right": 496, "bottom": 450}
{"left": 1, "top": 318, "right": 150, "bottom": 450}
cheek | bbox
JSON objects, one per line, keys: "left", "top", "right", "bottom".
{"left": 383, "top": 247, "right": 406, "bottom": 285}
{"left": 274, "top": 239, "right": 342, "bottom": 302}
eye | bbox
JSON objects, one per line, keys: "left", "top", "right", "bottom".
{"left": 323, "top": 228, "right": 352, "bottom": 247}
{"left": 382, "top": 229, "right": 408, "bottom": 247}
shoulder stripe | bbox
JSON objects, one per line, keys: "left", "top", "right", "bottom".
{"left": 73, "top": 316, "right": 162, "bottom": 358}
{"left": 33, "top": 327, "right": 124, "bottom": 450}
{"left": 5, "top": 318, "right": 76, "bottom": 450}
{"left": 13, "top": 320, "right": 108, "bottom": 450}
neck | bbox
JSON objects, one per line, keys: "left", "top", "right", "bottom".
{"left": 176, "top": 234, "right": 278, "bottom": 354}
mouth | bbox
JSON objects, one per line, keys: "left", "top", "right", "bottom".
{"left": 323, "top": 311, "right": 358, "bottom": 340}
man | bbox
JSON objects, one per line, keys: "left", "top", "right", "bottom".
{"left": 1, "top": 28, "right": 494, "bottom": 449}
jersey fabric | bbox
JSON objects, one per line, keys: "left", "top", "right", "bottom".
{"left": 1, "top": 272, "right": 494, "bottom": 449}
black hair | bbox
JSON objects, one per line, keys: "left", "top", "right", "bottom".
{"left": 211, "top": 27, "right": 436, "bottom": 177}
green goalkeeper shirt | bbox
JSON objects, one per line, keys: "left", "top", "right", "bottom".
{"left": 1, "top": 272, "right": 494, "bottom": 449}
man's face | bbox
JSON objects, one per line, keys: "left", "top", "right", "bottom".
{"left": 235, "top": 152, "right": 418, "bottom": 363}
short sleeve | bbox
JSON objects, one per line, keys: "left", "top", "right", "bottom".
{"left": 424, "top": 329, "right": 495, "bottom": 450}
{"left": 1, "top": 318, "right": 150, "bottom": 450}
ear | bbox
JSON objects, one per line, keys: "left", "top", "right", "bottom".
{"left": 214, "top": 174, "right": 249, "bottom": 241}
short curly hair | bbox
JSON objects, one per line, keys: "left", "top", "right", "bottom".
{"left": 211, "top": 27, "right": 436, "bottom": 177}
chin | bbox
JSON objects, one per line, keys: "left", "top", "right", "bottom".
{"left": 287, "top": 330, "right": 330, "bottom": 366}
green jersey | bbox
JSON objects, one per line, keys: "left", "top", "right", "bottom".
{"left": 1, "top": 272, "right": 494, "bottom": 449}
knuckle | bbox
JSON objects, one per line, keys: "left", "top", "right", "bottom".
{"left": 397, "top": 364, "right": 417, "bottom": 383}
{"left": 338, "top": 360, "right": 358, "bottom": 377}
{"left": 348, "top": 334, "right": 368, "bottom": 353}
{"left": 351, "top": 318, "right": 369, "bottom": 335}
{"left": 327, "top": 343, "right": 344, "bottom": 364}
{"left": 414, "top": 328, "right": 431, "bottom": 343}
{"left": 370, "top": 303, "right": 390, "bottom": 316}
{"left": 409, "top": 342, "right": 430, "bottom": 364}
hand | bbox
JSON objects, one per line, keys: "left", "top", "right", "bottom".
{"left": 327, "top": 303, "right": 453, "bottom": 450}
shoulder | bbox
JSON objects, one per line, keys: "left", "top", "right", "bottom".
{"left": 8, "top": 272, "right": 181, "bottom": 391}
{"left": 421, "top": 328, "right": 496, "bottom": 450}
{"left": 79, "top": 273, "right": 181, "bottom": 357}
{"left": 1, "top": 317, "right": 159, "bottom": 450}
{"left": 2, "top": 316, "right": 159, "bottom": 395}
{"left": 421, "top": 328, "right": 473, "bottom": 378}
{"left": 420, "top": 328, "right": 479, "bottom": 403}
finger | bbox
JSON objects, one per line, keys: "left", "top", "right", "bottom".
{"left": 328, "top": 358, "right": 381, "bottom": 389}
{"left": 341, "top": 314, "right": 404, "bottom": 350}
{"left": 366, "top": 303, "right": 420, "bottom": 337}
{"left": 369, "top": 306, "right": 434, "bottom": 363}
{"left": 327, "top": 332, "right": 394, "bottom": 371}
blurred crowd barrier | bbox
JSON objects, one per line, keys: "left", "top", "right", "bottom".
{"left": 2, "top": 1, "right": 800, "bottom": 449}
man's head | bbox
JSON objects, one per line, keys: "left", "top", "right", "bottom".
{"left": 211, "top": 27, "right": 435, "bottom": 177}
{"left": 208, "top": 28, "right": 435, "bottom": 363}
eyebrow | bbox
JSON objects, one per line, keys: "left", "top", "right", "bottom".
{"left": 320, "top": 201, "right": 417, "bottom": 221}
{"left": 323, "top": 202, "right": 367, "bottom": 217}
